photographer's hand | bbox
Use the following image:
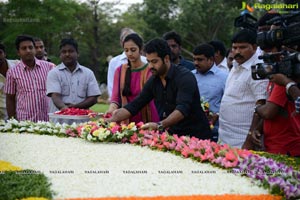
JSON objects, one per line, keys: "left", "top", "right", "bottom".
{"left": 269, "top": 74, "right": 291, "bottom": 86}
{"left": 242, "top": 135, "right": 254, "bottom": 150}
{"left": 250, "top": 130, "right": 263, "bottom": 147}
{"left": 242, "top": 130, "right": 263, "bottom": 150}
{"left": 269, "top": 74, "right": 300, "bottom": 105}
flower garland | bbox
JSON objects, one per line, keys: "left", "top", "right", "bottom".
{"left": 235, "top": 154, "right": 300, "bottom": 199}
{"left": 0, "top": 119, "right": 299, "bottom": 199}
{"left": 0, "top": 119, "right": 77, "bottom": 136}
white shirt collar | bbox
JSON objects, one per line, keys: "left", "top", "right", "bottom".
{"left": 232, "top": 51, "right": 260, "bottom": 70}
{"left": 120, "top": 51, "right": 127, "bottom": 61}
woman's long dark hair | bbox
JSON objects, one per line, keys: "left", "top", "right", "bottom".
{"left": 122, "top": 59, "right": 132, "bottom": 96}
{"left": 122, "top": 33, "right": 143, "bottom": 97}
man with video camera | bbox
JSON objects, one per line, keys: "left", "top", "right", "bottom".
{"left": 242, "top": 11, "right": 300, "bottom": 157}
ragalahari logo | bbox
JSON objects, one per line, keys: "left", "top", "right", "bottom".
{"left": 241, "top": 2, "right": 255, "bottom": 12}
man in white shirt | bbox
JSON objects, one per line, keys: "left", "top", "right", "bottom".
{"left": 209, "top": 40, "right": 229, "bottom": 72}
{"left": 218, "top": 29, "right": 268, "bottom": 148}
{"left": 107, "top": 28, "right": 147, "bottom": 99}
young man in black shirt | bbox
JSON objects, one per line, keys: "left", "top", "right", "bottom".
{"left": 107, "top": 38, "right": 212, "bottom": 140}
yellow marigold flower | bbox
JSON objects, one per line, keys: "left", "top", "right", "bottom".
{"left": 109, "top": 122, "right": 117, "bottom": 128}
{"left": 92, "top": 129, "right": 100, "bottom": 137}
{"left": 121, "top": 124, "right": 127, "bottom": 130}
{"left": 0, "top": 160, "right": 22, "bottom": 171}
{"left": 20, "top": 198, "right": 49, "bottom": 200}
{"left": 127, "top": 122, "right": 135, "bottom": 129}
{"left": 204, "top": 102, "right": 209, "bottom": 108}
{"left": 84, "top": 125, "right": 92, "bottom": 132}
{"left": 98, "top": 127, "right": 106, "bottom": 134}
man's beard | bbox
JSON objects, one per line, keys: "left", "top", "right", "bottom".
{"left": 150, "top": 62, "right": 168, "bottom": 77}
{"left": 170, "top": 53, "right": 177, "bottom": 62}
{"left": 35, "top": 53, "right": 44, "bottom": 60}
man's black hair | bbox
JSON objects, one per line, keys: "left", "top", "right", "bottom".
{"left": 193, "top": 44, "right": 215, "bottom": 58}
{"left": 231, "top": 29, "right": 257, "bottom": 45}
{"left": 162, "top": 31, "right": 182, "bottom": 46}
{"left": 208, "top": 40, "right": 226, "bottom": 57}
{"left": 15, "top": 35, "right": 35, "bottom": 50}
{"left": 59, "top": 38, "right": 78, "bottom": 52}
{"left": 144, "top": 38, "right": 171, "bottom": 61}
{"left": 34, "top": 37, "right": 43, "bottom": 42}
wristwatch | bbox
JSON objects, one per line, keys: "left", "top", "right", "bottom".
{"left": 286, "top": 81, "right": 297, "bottom": 95}
{"left": 254, "top": 104, "right": 262, "bottom": 114}
{"left": 157, "top": 122, "right": 164, "bottom": 132}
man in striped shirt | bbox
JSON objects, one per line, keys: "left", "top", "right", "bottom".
{"left": 4, "top": 35, "right": 55, "bottom": 122}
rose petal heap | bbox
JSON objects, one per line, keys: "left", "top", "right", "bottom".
{"left": 55, "top": 108, "right": 95, "bottom": 116}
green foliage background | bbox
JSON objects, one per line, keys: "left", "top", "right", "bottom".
{"left": 0, "top": 0, "right": 292, "bottom": 83}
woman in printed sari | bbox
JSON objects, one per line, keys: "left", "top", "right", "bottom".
{"left": 106, "top": 33, "right": 159, "bottom": 124}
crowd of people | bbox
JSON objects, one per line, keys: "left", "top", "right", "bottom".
{"left": 0, "top": 11, "right": 299, "bottom": 157}
{"left": 0, "top": 36, "right": 101, "bottom": 123}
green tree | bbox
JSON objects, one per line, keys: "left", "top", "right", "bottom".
{"left": 173, "top": 0, "right": 238, "bottom": 52}
{"left": 77, "top": 0, "right": 122, "bottom": 83}
{"left": 1, "top": 0, "right": 289, "bottom": 83}
{"left": 0, "top": 0, "right": 85, "bottom": 62}
{"left": 121, "top": 0, "right": 240, "bottom": 57}
{"left": 0, "top": 0, "right": 112, "bottom": 82}
{"left": 116, "top": 3, "right": 157, "bottom": 42}
{"left": 139, "top": 0, "right": 178, "bottom": 37}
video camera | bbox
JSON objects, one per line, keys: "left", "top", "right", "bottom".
{"left": 251, "top": 51, "right": 300, "bottom": 80}
{"left": 256, "top": 11, "right": 300, "bottom": 50}
{"left": 234, "top": 13, "right": 258, "bottom": 32}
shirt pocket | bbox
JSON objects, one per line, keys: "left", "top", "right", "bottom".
{"left": 35, "top": 75, "right": 47, "bottom": 91}
{"left": 61, "top": 81, "right": 70, "bottom": 96}
{"left": 77, "top": 80, "right": 87, "bottom": 98}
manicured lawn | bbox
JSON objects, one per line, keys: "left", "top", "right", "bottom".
{"left": 90, "top": 103, "right": 109, "bottom": 113}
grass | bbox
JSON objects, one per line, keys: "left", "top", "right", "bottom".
{"left": 0, "top": 170, "right": 54, "bottom": 200}
{"left": 90, "top": 103, "right": 109, "bottom": 113}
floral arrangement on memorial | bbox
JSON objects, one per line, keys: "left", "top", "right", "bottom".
{"left": 236, "top": 154, "right": 300, "bottom": 199}
{"left": 0, "top": 118, "right": 300, "bottom": 199}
